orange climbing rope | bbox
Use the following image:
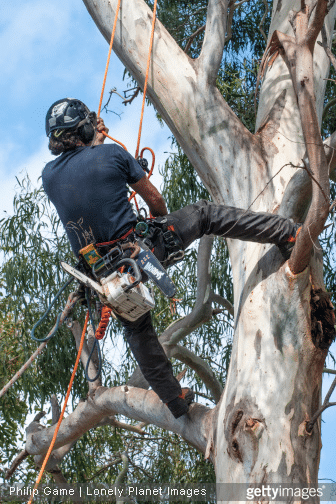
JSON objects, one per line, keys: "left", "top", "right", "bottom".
{"left": 94, "top": 1, "right": 158, "bottom": 343}
{"left": 97, "top": 0, "right": 127, "bottom": 151}
{"left": 28, "top": 312, "right": 89, "bottom": 504}
{"left": 97, "top": 0, "right": 158, "bottom": 157}
{"left": 135, "top": 0, "right": 158, "bottom": 158}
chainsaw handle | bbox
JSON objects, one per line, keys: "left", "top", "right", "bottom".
{"left": 117, "top": 258, "right": 142, "bottom": 291}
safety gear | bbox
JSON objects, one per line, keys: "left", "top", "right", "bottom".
{"left": 166, "top": 388, "right": 195, "bottom": 419}
{"left": 135, "top": 218, "right": 185, "bottom": 269}
{"left": 45, "top": 98, "right": 96, "bottom": 143}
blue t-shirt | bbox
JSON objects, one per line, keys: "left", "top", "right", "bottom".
{"left": 42, "top": 144, "right": 145, "bottom": 256}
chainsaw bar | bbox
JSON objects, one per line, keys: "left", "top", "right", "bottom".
{"left": 135, "top": 240, "right": 176, "bottom": 298}
{"left": 60, "top": 262, "right": 104, "bottom": 295}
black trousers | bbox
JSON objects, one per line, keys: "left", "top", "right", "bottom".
{"left": 121, "top": 201, "right": 298, "bottom": 403}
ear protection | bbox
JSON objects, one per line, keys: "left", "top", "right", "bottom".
{"left": 77, "top": 112, "right": 97, "bottom": 144}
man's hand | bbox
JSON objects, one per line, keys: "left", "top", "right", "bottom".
{"left": 93, "top": 117, "right": 109, "bottom": 145}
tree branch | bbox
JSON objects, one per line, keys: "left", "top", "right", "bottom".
{"left": 5, "top": 450, "right": 28, "bottom": 479}
{"left": 168, "top": 345, "right": 223, "bottom": 402}
{"left": 261, "top": 5, "right": 331, "bottom": 273}
{"left": 306, "top": 0, "right": 328, "bottom": 49}
{"left": 51, "top": 395, "right": 61, "bottom": 425}
{"left": 115, "top": 452, "right": 129, "bottom": 504}
{"left": 96, "top": 416, "right": 146, "bottom": 435}
{"left": 24, "top": 386, "right": 214, "bottom": 460}
{"left": 198, "top": 0, "right": 229, "bottom": 84}
{"left": 259, "top": 0, "right": 268, "bottom": 43}
{"left": 323, "top": 367, "right": 336, "bottom": 374}
{"left": 210, "top": 292, "right": 234, "bottom": 316}
{"left": 164, "top": 236, "right": 214, "bottom": 348}
{"left": 306, "top": 375, "right": 336, "bottom": 432}
{"left": 318, "top": 24, "right": 336, "bottom": 72}
{"left": 184, "top": 24, "right": 206, "bottom": 54}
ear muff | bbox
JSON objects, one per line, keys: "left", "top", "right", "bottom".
{"left": 77, "top": 112, "right": 97, "bottom": 144}
{"left": 78, "top": 122, "right": 95, "bottom": 144}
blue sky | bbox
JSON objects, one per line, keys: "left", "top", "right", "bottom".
{"left": 0, "top": 0, "right": 171, "bottom": 216}
{"left": 1, "top": 0, "right": 335, "bottom": 486}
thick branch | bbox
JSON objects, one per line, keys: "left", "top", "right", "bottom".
{"left": 306, "top": 0, "right": 328, "bottom": 49}
{"left": 263, "top": 8, "right": 330, "bottom": 273}
{"left": 169, "top": 345, "right": 223, "bottom": 402}
{"left": 128, "top": 236, "right": 215, "bottom": 389}
{"left": 25, "top": 386, "right": 213, "bottom": 459}
{"left": 198, "top": 0, "right": 228, "bottom": 84}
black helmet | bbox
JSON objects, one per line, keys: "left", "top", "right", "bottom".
{"left": 45, "top": 98, "right": 91, "bottom": 137}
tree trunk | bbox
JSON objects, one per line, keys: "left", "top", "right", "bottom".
{"left": 81, "top": 0, "right": 336, "bottom": 499}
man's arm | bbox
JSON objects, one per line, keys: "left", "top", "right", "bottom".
{"left": 130, "top": 176, "right": 168, "bottom": 217}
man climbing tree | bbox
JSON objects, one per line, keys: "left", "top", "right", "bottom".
{"left": 2, "top": 0, "right": 336, "bottom": 496}
{"left": 43, "top": 97, "right": 300, "bottom": 419}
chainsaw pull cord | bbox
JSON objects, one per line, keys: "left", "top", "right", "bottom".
{"left": 85, "top": 289, "right": 103, "bottom": 382}
{"left": 30, "top": 278, "right": 74, "bottom": 342}
{"left": 28, "top": 311, "right": 89, "bottom": 504}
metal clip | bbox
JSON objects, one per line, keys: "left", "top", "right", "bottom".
{"left": 166, "top": 250, "right": 184, "bottom": 263}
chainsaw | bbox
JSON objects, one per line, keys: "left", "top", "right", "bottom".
{"left": 61, "top": 240, "right": 176, "bottom": 322}
{"left": 61, "top": 257, "right": 155, "bottom": 322}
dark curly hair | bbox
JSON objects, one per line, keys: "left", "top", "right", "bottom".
{"left": 48, "top": 129, "right": 83, "bottom": 155}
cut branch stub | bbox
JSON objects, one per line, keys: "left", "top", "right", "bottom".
{"left": 224, "top": 401, "right": 265, "bottom": 472}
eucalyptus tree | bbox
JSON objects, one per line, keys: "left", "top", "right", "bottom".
{"left": 1, "top": 0, "right": 336, "bottom": 501}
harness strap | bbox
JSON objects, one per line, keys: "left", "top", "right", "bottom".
{"left": 96, "top": 227, "right": 134, "bottom": 248}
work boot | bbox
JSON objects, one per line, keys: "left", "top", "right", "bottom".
{"left": 277, "top": 224, "right": 302, "bottom": 260}
{"left": 166, "top": 388, "right": 195, "bottom": 419}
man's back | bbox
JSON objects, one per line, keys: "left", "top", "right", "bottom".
{"left": 42, "top": 144, "right": 145, "bottom": 256}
